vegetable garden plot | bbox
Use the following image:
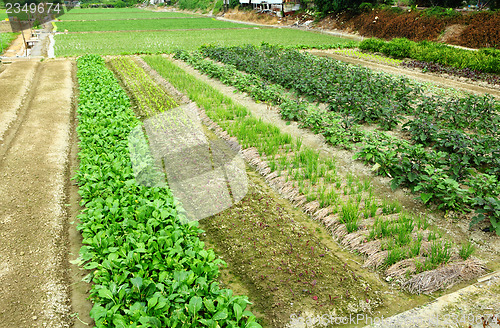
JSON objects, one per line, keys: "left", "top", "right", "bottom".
{"left": 56, "top": 17, "right": 251, "bottom": 32}
{"left": 74, "top": 55, "right": 260, "bottom": 328}
{"left": 108, "top": 56, "right": 177, "bottom": 118}
{"left": 142, "top": 54, "right": 487, "bottom": 296}
{"left": 54, "top": 29, "right": 357, "bottom": 56}
{"left": 195, "top": 44, "right": 500, "bottom": 235}
{"left": 128, "top": 56, "right": 416, "bottom": 327}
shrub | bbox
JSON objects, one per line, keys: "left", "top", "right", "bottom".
{"left": 359, "top": 2, "right": 374, "bottom": 12}
{"left": 381, "top": 37, "right": 416, "bottom": 58}
{"left": 359, "top": 37, "right": 386, "bottom": 52}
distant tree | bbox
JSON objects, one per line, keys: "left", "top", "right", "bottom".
{"left": 413, "top": 0, "right": 464, "bottom": 6}
{"left": 314, "top": 0, "right": 372, "bottom": 14}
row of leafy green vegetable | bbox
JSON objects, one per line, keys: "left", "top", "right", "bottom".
{"left": 74, "top": 54, "right": 261, "bottom": 328}
{"left": 359, "top": 37, "right": 500, "bottom": 75}
{"left": 175, "top": 46, "right": 500, "bottom": 235}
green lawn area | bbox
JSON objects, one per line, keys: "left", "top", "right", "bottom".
{"left": 55, "top": 17, "right": 251, "bottom": 31}
{"left": 0, "top": 32, "right": 18, "bottom": 54}
{"left": 0, "top": 9, "right": 8, "bottom": 20}
{"left": 55, "top": 28, "right": 358, "bottom": 56}
{"left": 57, "top": 11, "right": 196, "bottom": 20}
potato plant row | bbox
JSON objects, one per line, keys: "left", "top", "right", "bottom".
{"left": 201, "top": 44, "right": 419, "bottom": 131}
{"left": 175, "top": 48, "right": 500, "bottom": 235}
{"left": 74, "top": 54, "right": 261, "bottom": 328}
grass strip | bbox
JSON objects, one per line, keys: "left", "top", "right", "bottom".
{"left": 58, "top": 11, "right": 196, "bottom": 20}
{"left": 0, "top": 32, "right": 18, "bottom": 55}
{"left": 360, "top": 37, "right": 500, "bottom": 74}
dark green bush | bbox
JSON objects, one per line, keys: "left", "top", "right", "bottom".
{"left": 360, "top": 37, "right": 500, "bottom": 74}
{"left": 359, "top": 2, "right": 374, "bottom": 12}
{"left": 359, "top": 37, "right": 386, "bottom": 52}
{"left": 381, "top": 38, "right": 416, "bottom": 58}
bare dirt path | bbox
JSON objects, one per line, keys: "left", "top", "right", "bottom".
{"left": 0, "top": 59, "right": 74, "bottom": 328}
{"left": 308, "top": 50, "right": 500, "bottom": 99}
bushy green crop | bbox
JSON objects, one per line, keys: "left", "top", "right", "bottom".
{"left": 359, "top": 37, "right": 500, "bottom": 74}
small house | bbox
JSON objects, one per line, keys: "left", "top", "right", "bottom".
{"left": 239, "top": 0, "right": 300, "bottom": 14}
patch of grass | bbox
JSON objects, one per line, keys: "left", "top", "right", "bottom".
{"left": 459, "top": 241, "right": 475, "bottom": 260}
{"left": 340, "top": 201, "right": 359, "bottom": 233}
{"left": 429, "top": 240, "right": 451, "bottom": 265}
{"left": 416, "top": 215, "right": 429, "bottom": 230}
{"left": 428, "top": 230, "right": 442, "bottom": 241}
{"left": 382, "top": 198, "right": 402, "bottom": 214}
{"left": 386, "top": 247, "right": 407, "bottom": 266}
{"left": 55, "top": 28, "right": 359, "bottom": 56}
{"left": 408, "top": 235, "right": 422, "bottom": 257}
{"left": 318, "top": 185, "right": 339, "bottom": 208}
{"left": 0, "top": 32, "right": 18, "bottom": 55}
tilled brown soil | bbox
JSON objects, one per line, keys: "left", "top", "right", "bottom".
{"left": 0, "top": 59, "right": 82, "bottom": 328}
{"left": 0, "top": 61, "right": 38, "bottom": 143}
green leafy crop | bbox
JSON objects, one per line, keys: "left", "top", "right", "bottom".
{"left": 74, "top": 54, "right": 260, "bottom": 328}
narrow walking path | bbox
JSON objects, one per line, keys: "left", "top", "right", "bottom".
{"left": 0, "top": 60, "right": 73, "bottom": 328}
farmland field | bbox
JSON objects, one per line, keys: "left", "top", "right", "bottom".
{"left": 0, "top": 32, "right": 17, "bottom": 54}
{"left": 63, "top": 7, "right": 147, "bottom": 13}
{"left": 56, "top": 17, "right": 251, "bottom": 32}
{"left": 57, "top": 11, "right": 196, "bottom": 20}
{"left": 55, "top": 28, "right": 355, "bottom": 56}
{"left": 2, "top": 5, "right": 500, "bottom": 328}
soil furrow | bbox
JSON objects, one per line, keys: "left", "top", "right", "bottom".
{"left": 0, "top": 60, "right": 39, "bottom": 145}
{"left": 0, "top": 60, "right": 73, "bottom": 328}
